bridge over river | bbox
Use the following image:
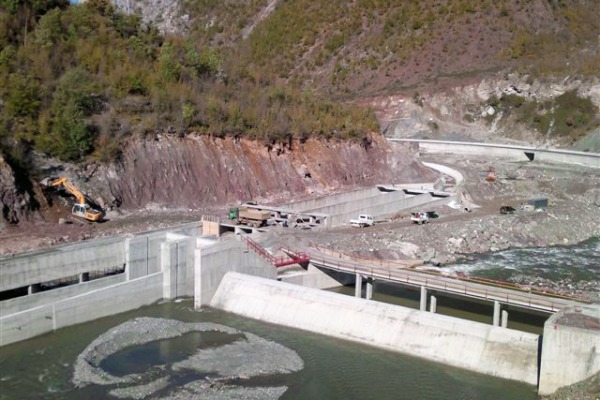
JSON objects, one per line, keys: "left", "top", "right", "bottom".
{"left": 279, "top": 248, "right": 588, "bottom": 322}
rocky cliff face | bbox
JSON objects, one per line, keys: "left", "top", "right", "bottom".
{"left": 0, "top": 155, "right": 35, "bottom": 225}
{"left": 95, "top": 134, "right": 434, "bottom": 209}
{"left": 377, "top": 75, "right": 600, "bottom": 147}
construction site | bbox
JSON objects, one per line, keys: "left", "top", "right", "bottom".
{"left": 1, "top": 140, "right": 599, "bottom": 399}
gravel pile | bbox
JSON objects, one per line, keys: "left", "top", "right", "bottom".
{"left": 73, "top": 317, "right": 303, "bottom": 400}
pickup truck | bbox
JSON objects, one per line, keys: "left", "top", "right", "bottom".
{"left": 350, "top": 214, "right": 374, "bottom": 228}
{"left": 410, "top": 212, "right": 429, "bottom": 224}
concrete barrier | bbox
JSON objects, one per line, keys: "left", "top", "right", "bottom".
{"left": 538, "top": 306, "right": 600, "bottom": 395}
{"left": 210, "top": 272, "right": 539, "bottom": 385}
{"left": 390, "top": 139, "right": 600, "bottom": 168}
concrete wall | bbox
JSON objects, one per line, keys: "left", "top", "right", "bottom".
{"left": 286, "top": 187, "right": 381, "bottom": 212}
{"left": 286, "top": 185, "right": 448, "bottom": 227}
{"left": 538, "top": 306, "right": 600, "bottom": 395}
{"left": 328, "top": 193, "right": 443, "bottom": 226}
{"left": 0, "top": 223, "right": 200, "bottom": 346}
{"left": 0, "top": 274, "right": 125, "bottom": 315}
{"left": 0, "top": 273, "right": 163, "bottom": 346}
{"left": 390, "top": 139, "right": 600, "bottom": 168}
{"left": 0, "top": 237, "right": 125, "bottom": 292}
{"left": 194, "top": 238, "right": 276, "bottom": 307}
{"left": 211, "top": 272, "right": 540, "bottom": 385}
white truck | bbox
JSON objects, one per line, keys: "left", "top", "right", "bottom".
{"left": 410, "top": 212, "right": 429, "bottom": 224}
{"left": 350, "top": 214, "right": 374, "bottom": 228}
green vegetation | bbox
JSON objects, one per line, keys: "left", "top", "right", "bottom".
{"left": 518, "top": 91, "right": 599, "bottom": 141}
{"left": 0, "top": 0, "right": 378, "bottom": 164}
{"left": 486, "top": 91, "right": 599, "bottom": 142}
{"left": 1, "top": 0, "right": 598, "bottom": 165}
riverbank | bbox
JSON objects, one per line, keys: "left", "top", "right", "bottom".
{"left": 266, "top": 155, "right": 600, "bottom": 301}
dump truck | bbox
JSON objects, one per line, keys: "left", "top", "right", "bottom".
{"left": 228, "top": 206, "right": 271, "bottom": 227}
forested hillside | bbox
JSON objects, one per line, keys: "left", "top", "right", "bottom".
{"left": 0, "top": 0, "right": 378, "bottom": 170}
{"left": 0, "top": 0, "right": 598, "bottom": 171}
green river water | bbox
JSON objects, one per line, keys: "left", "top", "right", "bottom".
{"left": 0, "top": 300, "right": 536, "bottom": 400}
{"left": 5, "top": 238, "right": 598, "bottom": 400}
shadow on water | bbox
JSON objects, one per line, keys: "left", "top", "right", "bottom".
{"left": 99, "top": 331, "right": 245, "bottom": 376}
{"left": 330, "top": 281, "right": 548, "bottom": 334}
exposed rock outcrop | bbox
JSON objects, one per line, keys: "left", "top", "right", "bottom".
{"left": 0, "top": 155, "right": 32, "bottom": 225}
{"left": 95, "top": 135, "right": 435, "bottom": 209}
{"left": 378, "top": 75, "right": 600, "bottom": 146}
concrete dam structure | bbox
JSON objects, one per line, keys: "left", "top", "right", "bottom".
{"left": 211, "top": 272, "right": 540, "bottom": 384}
{"left": 2, "top": 225, "right": 599, "bottom": 396}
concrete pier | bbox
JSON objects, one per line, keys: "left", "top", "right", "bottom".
{"left": 365, "top": 278, "right": 373, "bottom": 300}
{"left": 193, "top": 237, "right": 275, "bottom": 308}
{"left": 355, "top": 274, "right": 362, "bottom": 298}
{"left": 79, "top": 272, "right": 89, "bottom": 283}
{"left": 538, "top": 306, "right": 600, "bottom": 395}
{"left": 493, "top": 301, "right": 500, "bottom": 326}
{"left": 501, "top": 310, "right": 508, "bottom": 329}
{"left": 420, "top": 286, "right": 427, "bottom": 311}
{"left": 28, "top": 284, "right": 41, "bottom": 295}
{"left": 429, "top": 296, "right": 437, "bottom": 313}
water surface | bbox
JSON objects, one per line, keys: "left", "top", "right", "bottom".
{"left": 0, "top": 300, "right": 536, "bottom": 400}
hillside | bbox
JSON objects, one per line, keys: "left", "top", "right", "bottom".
{"left": 0, "top": 0, "right": 599, "bottom": 225}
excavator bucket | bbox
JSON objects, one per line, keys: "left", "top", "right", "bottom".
{"left": 40, "top": 177, "right": 53, "bottom": 187}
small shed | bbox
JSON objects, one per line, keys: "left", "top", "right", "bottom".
{"left": 528, "top": 197, "right": 548, "bottom": 210}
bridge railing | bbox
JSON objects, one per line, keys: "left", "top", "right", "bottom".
{"left": 308, "top": 253, "right": 581, "bottom": 312}
{"left": 309, "top": 250, "right": 587, "bottom": 300}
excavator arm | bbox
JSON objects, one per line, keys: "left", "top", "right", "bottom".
{"left": 44, "top": 177, "right": 104, "bottom": 222}
{"left": 48, "top": 177, "right": 87, "bottom": 205}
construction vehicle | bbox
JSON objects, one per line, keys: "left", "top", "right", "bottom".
{"left": 411, "top": 212, "right": 429, "bottom": 224}
{"left": 500, "top": 206, "right": 516, "bottom": 215}
{"left": 228, "top": 206, "right": 271, "bottom": 228}
{"left": 350, "top": 214, "right": 374, "bottom": 228}
{"left": 41, "top": 177, "right": 104, "bottom": 222}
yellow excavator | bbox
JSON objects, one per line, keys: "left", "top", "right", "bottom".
{"left": 41, "top": 176, "right": 104, "bottom": 222}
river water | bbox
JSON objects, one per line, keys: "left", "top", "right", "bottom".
{"left": 445, "top": 237, "right": 600, "bottom": 286}
{"left": 0, "top": 301, "right": 536, "bottom": 400}
{"left": 4, "top": 239, "right": 597, "bottom": 400}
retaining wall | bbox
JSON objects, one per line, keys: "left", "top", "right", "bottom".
{"left": 211, "top": 272, "right": 540, "bottom": 385}
{"left": 0, "top": 273, "right": 163, "bottom": 346}
{"left": 286, "top": 187, "right": 381, "bottom": 212}
{"left": 328, "top": 193, "right": 447, "bottom": 226}
{"left": 538, "top": 306, "right": 600, "bottom": 395}
{"left": 0, "top": 237, "right": 125, "bottom": 292}
{"left": 390, "top": 139, "right": 600, "bottom": 168}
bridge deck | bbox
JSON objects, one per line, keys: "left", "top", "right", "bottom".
{"left": 306, "top": 249, "right": 585, "bottom": 313}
